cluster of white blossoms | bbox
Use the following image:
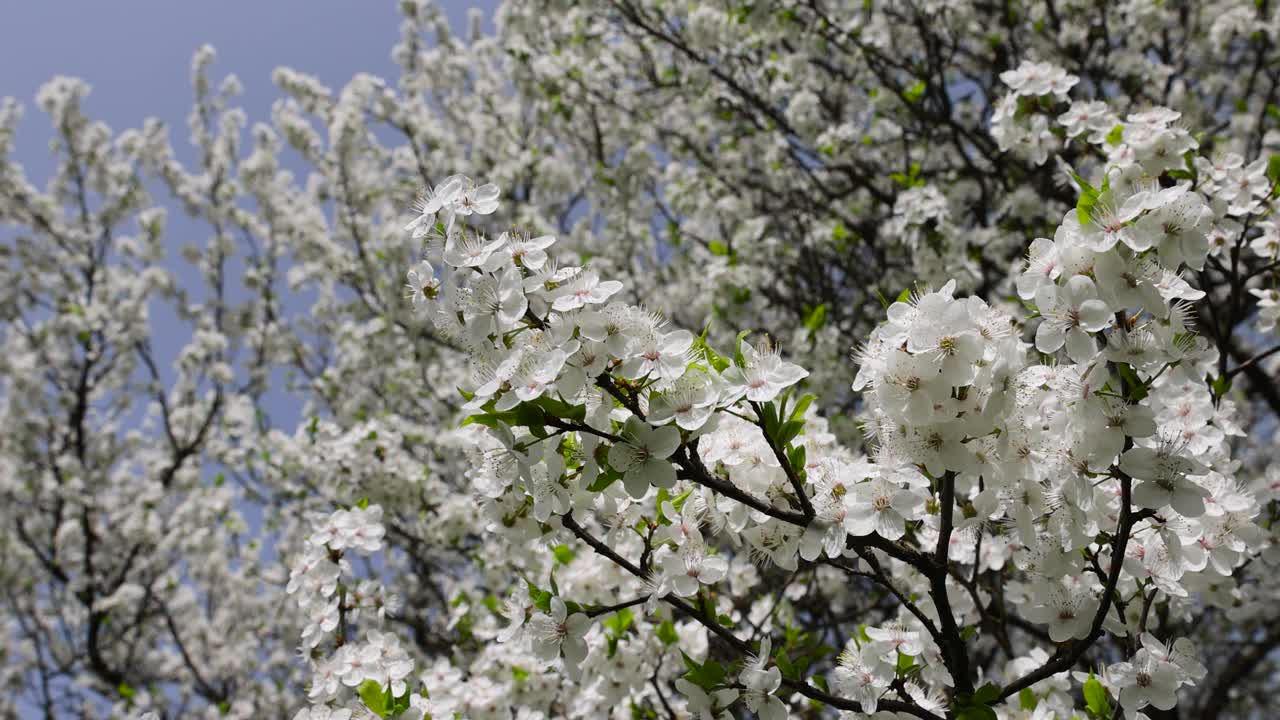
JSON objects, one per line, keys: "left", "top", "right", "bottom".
{"left": 286, "top": 506, "right": 424, "bottom": 717}
{"left": 370, "top": 105, "right": 1260, "bottom": 715}
{"left": 12, "top": 4, "right": 1280, "bottom": 718}
{"left": 258, "top": 42, "right": 1276, "bottom": 717}
{"left": 990, "top": 60, "right": 1080, "bottom": 165}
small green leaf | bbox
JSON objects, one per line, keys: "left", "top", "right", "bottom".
{"left": 775, "top": 649, "right": 799, "bottom": 680}
{"left": 680, "top": 652, "right": 727, "bottom": 691}
{"left": 708, "top": 240, "right": 730, "bottom": 256}
{"left": 656, "top": 620, "right": 679, "bottom": 645}
{"left": 904, "top": 80, "right": 927, "bottom": 103}
{"left": 669, "top": 489, "right": 694, "bottom": 513}
{"left": 1071, "top": 171, "right": 1101, "bottom": 226}
{"left": 1018, "top": 688, "right": 1038, "bottom": 711}
{"left": 1083, "top": 673, "right": 1113, "bottom": 718}
{"left": 971, "top": 683, "right": 1000, "bottom": 706}
{"left": 358, "top": 680, "right": 390, "bottom": 718}
{"left": 803, "top": 303, "right": 828, "bottom": 331}
{"left": 552, "top": 544, "right": 576, "bottom": 565}
{"left": 1210, "top": 373, "right": 1233, "bottom": 399}
{"left": 603, "top": 607, "right": 634, "bottom": 637}
{"left": 526, "top": 580, "right": 553, "bottom": 613}
{"left": 117, "top": 683, "right": 136, "bottom": 700}
{"left": 1116, "top": 363, "right": 1149, "bottom": 402}
{"left": 587, "top": 465, "right": 622, "bottom": 492}
{"left": 733, "top": 330, "right": 753, "bottom": 367}
{"left": 1105, "top": 124, "right": 1124, "bottom": 146}
{"left": 788, "top": 394, "right": 816, "bottom": 422}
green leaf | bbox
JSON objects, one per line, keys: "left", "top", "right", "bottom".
{"left": 587, "top": 465, "right": 623, "bottom": 492}
{"left": 953, "top": 682, "right": 1001, "bottom": 720}
{"left": 603, "top": 607, "right": 634, "bottom": 637}
{"left": 733, "top": 330, "right": 753, "bottom": 367}
{"left": 803, "top": 303, "right": 828, "bottom": 331}
{"left": 1105, "top": 124, "right": 1124, "bottom": 146}
{"left": 895, "top": 287, "right": 912, "bottom": 304}
{"left": 533, "top": 395, "right": 587, "bottom": 423}
{"left": 696, "top": 330, "right": 731, "bottom": 372}
{"left": 117, "top": 683, "right": 136, "bottom": 700}
{"left": 1115, "top": 363, "right": 1149, "bottom": 402}
{"left": 669, "top": 489, "right": 694, "bottom": 513}
{"left": 1268, "top": 155, "right": 1280, "bottom": 188}
{"left": 832, "top": 222, "right": 849, "bottom": 242}
{"left": 1071, "top": 171, "right": 1101, "bottom": 226}
{"left": 656, "top": 620, "right": 679, "bottom": 645}
{"left": 358, "top": 680, "right": 390, "bottom": 718}
{"left": 1019, "top": 688, "right": 1038, "bottom": 711}
{"left": 552, "top": 544, "right": 576, "bottom": 565}
{"left": 775, "top": 649, "right": 799, "bottom": 680}
{"left": 904, "top": 80, "right": 927, "bottom": 103}
{"left": 526, "top": 580, "right": 553, "bottom": 613}
{"left": 778, "top": 419, "right": 806, "bottom": 447}
{"left": 708, "top": 240, "right": 730, "bottom": 256}
{"left": 895, "top": 652, "right": 917, "bottom": 676}
{"left": 971, "top": 683, "right": 1000, "bottom": 706}
{"left": 1083, "top": 674, "right": 1113, "bottom": 718}
{"left": 389, "top": 688, "right": 412, "bottom": 717}
{"left": 680, "top": 652, "right": 727, "bottom": 691}
{"left": 1210, "top": 373, "right": 1233, "bottom": 399}
{"left": 788, "top": 394, "right": 816, "bottom": 422}
{"left": 787, "top": 444, "right": 807, "bottom": 477}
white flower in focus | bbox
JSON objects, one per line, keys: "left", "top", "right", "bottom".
{"left": 1121, "top": 442, "right": 1210, "bottom": 517}
{"left": 404, "top": 260, "right": 439, "bottom": 308}
{"left": 1035, "top": 275, "right": 1112, "bottom": 362}
{"left": 722, "top": 339, "right": 808, "bottom": 403}
{"left": 608, "top": 417, "right": 681, "bottom": 498}
{"left": 527, "top": 597, "right": 591, "bottom": 675}
{"left": 1022, "top": 583, "right": 1096, "bottom": 642}
{"left": 404, "top": 176, "right": 464, "bottom": 237}
{"left": 551, "top": 270, "right": 623, "bottom": 312}
{"left": 739, "top": 638, "right": 786, "bottom": 720}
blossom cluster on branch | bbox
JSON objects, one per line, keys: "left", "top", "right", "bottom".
{"left": 5, "top": 2, "right": 1280, "bottom": 719}
{"left": 293, "top": 69, "right": 1269, "bottom": 716}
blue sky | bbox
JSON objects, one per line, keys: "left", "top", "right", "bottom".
{"left": 1, "top": 1, "right": 492, "bottom": 174}
{"left": 2, "top": 1, "right": 494, "bottom": 427}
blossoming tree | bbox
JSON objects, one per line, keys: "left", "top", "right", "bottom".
{"left": 4, "top": 2, "right": 1280, "bottom": 720}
